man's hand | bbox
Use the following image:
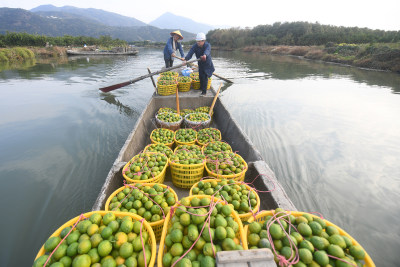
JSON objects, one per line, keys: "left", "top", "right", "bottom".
{"left": 172, "top": 53, "right": 176, "bottom": 58}
{"left": 200, "top": 55, "right": 206, "bottom": 61}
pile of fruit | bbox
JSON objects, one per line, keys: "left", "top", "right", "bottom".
{"left": 157, "top": 112, "right": 182, "bottom": 123}
{"left": 177, "top": 76, "right": 192, "bottom": 83}
{"left": 33, "top": 212, "right": 154, "bottom": 267}
{"left": 170, "top": 145, "right": 205, "bottom": 165}
{"left": 107, "top": 184, "right": 177, "bottom": 222}
{"left": 174, "top": 144, "right": 202, "bottom": 154}
{"left": 246, "top": 208, "right": 367, "bottom": 267}
{"left": 144, "top": 143, "right": 173, "bottom": 158}
{"left": 180, "top": 109, "right": 194, "bottom": 117}
{"left": 174, "top": 128, "right": 197, "bottom": 144}
{"left": 160, "top": 196, "right": 244, "bottom": 267}
{"left": 190, "top": 72, "right": 200, "bottom": 82}
{"left": 123, "top": 152, "right": 168, "bottom": 181}
{"left": 157, "top": 80, "right": 177, "bottom": 86}
{"left": 197, "top": 128, "right": 221, "bottom": 145}
{"left": 195, "top": 106, "right": 210, "bottom": 114}
{"left": 202, "top": 141, "right": 232, "bottom": 156}
{"left": 190, "top": 179, "right": 259, "bottom": 216}
{"left": 206, "top": 151, "right": 247, "bottom": 176}
{"left": 150, "top": 128, "right": 174, "bottom": 146}
{"left": 160, "top": 71, "right": 179, "bottom": 78}
{"left": 158, "top": 107, "right": 176, "bottom": 114}
{"left": 185, "top": 112, "right": 210, "bottom": 122}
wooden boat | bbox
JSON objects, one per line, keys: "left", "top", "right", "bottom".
{"left": 66, "top": 49, "right": 138, "bottom": 56}
{"left": 92, "top": 88, "right": 296, "bottom": 212}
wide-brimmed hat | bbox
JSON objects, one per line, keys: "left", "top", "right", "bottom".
{"left": 170, "top": 30, "right": 183, "bottom": 40}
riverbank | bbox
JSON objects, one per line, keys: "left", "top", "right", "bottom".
{"left": 221, "top": 44, "right": 400, "bottom": 74}
{"left": 0, "top": 46, "right": 67, "bottom": 63}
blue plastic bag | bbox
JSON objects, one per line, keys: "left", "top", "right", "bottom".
{"left": 181, "top": 67, "right": 193, "bottom": 77}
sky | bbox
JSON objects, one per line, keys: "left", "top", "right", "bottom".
{"left": 1, "top": 0, "right": 399, "bottom": 31}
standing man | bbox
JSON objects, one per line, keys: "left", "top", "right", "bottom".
{"left": 164, "top": 30, "right": 185, "bottom": 68}
{"left": 184, "top": 33, "right": 215, "bottom": 96}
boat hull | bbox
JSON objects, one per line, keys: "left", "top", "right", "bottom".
{"left": 67, "top": 50, "right": 138, "bottom": 56}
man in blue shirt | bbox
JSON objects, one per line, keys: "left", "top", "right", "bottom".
{"left": 164, "top": 30, "right": 185, "bottom": 68}
{"left": 184, "top": 32, "right": 215, "bottom": 96}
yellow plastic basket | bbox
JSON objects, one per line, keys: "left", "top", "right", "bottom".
{"left": 35, "top": 211, "right": 156, "bottom": 267}
{"left": 150, "top": 128, "right": 175, "bottom": 148}
{"left": 169, "top": 158, "right": 205, "bottom": 188}
{"left": 205, "top": 153, "right": 248, "bottom": 182}
{"left": 173, "top": 128, "right": 197, "bottom": 146}
{"left": 157, "top": 195, "right": 247, "bottom": 267}
{"left": 196, "top": 128, "right": 222, "bottom": 146}
{"left": 189, "top": 178, "right": 261, "bottom": 222}
{"left": 157, "top": 82, "right": 177, "bottom": 96}
{"left": 178, "top": 78, "right": 192, "bottom": 92}
{"left": 245, "top": 210, "right": 375, "bottom": 267}
{"left": 104, "top": 183, "right": 178, "bottom": 241}
{"left": 190, "top": 76, "right": 211, "bottom": 90}
{"left": 122, "top": 152, "right": 168, "bottom": 184}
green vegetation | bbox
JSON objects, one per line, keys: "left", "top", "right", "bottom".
{"left": 208, "top": 22, "right": 400, "bottom": 47}
{"left": 0, "top": 47, "right": 35, "bottom": 63}
{"left": 0, "top": 32, "right": 127, "bottom": 48}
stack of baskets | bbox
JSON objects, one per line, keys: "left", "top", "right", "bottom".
{"left": 177, "top": 76, "right": 192, "bottom": 92}
{"left": 190, "top": 72, "right": 212, "bottom": 90}
{"left": 157, "top": 71, "right": 179, "bottom": 96}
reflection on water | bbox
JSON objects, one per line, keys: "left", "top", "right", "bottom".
{"left": 214, "top": 50, "right": 400, "bottom": 93}
{"left": 1, "top": 48, "right": 399, "bottom": 267}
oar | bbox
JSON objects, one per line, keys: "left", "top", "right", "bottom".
{"left": 147, "top": 67, "right": 157, "bottom": 93}
{"left": 209, "top": 83, "right": 223, "bottom": 116}
{"left": 173, "top": 55, "right": 233, "bottom": 83}
{"left": 99, "top": 59, "right": 199, "bottom": 92}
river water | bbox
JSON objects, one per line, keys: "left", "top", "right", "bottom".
{"left": 1, "top": 48, "right": 399, "bottom": 266}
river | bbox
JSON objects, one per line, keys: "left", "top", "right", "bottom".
{"left": 0, "top": 48, "right": 399, "bottom": 266}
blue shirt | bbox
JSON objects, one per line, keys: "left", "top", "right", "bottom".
{"left": 185, "top": 41, "right": 215, "bottom": 77}
{"left": 163, "top": 37, "right": 185, "bottom": 61}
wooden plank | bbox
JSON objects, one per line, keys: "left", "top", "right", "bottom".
{"left": 216, "top": 249, "right": 276, "bottom": 267}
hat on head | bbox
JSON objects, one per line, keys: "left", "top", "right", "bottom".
{"left": 196, "top": 32, "right": 206, "bottom": 41}
{"left": 170, "top": 30, "right": 183, "bottom": 40}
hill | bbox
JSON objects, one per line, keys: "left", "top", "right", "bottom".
{"left": 149, "top": 12, "right": 214, "bottom": 34}
{"left": 0, "top": 8, "right": 195, "bottom": 42}
{"left": 30, "top": 4, "right": 147, "bottom": 27}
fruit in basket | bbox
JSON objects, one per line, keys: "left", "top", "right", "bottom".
{"left": 162, "top": 197, "right": 243, "bottom": 267}
{"left": 174, "top": 128, "right": 197, "bottom": 143}
{"left": 158, "top": 80, "right": 177, "bottom": 86}
{"left": 191, "top": 179, "right": 259, "bottom": 215}
{"left": 108, "top": 184, "right": 176, "bottom": 220}
{"left": 33, "top": 212, "right": 153, "bottom": 267}
{"left": 178, "top": 76, "right": 192, "bottom": 83}
{"left": 170, "top": 145, "right": 205, "bottom": 165}
{"left": 206, "top": 151, "right": 246, "bottom": 176}
{"left": 185, "top": 112, "right": 210, "bottom": 122}
{"left": 123, "top": 152, "right": 168, "bottom": 181}
{"left": 180, "top": 109, "right": 194, "bottom": 117}
{"left": 195, "top": 106, "right": 210, "bottom": 114}
{"left": 157, "top": 112, "right": 182, "bottom": 123}
{"left": 161, "top": 71, "right": 179, "bottom": 77}
{"left": 247, "top": 208, "right": 367, "bottom": 267}
{"left": 197, "top": 128, "right": 221, "bottom": 145}
{"left": 144, "top": 143, "right": 173, "bottom": 158}
{"left": 158, "top": 107, "right": 177, "bottom": 114}
{"left": 151, "top": 128, "right": 174, "bottom": 145}
{"left": 203, "top": 141, "right": 232, "bottom": 155}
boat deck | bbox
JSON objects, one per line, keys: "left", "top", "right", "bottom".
{"left": 93, "top": 87, "right": 296, "bottom": 212}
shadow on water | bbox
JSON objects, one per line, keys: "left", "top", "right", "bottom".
{"left": 214, "top": 50, "right": 400, "bottom": 94}
{"left": 100, "top": 92, "right": 141, "bottom": 117}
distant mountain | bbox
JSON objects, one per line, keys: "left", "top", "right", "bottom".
{"left": 0, "top": 8, "right": 196, "bottom": 42}
{"left": 149, "top": 12, "right": 214, "bottom": 34}
{"left": 31, "top": 5, "right": 147, "bottom": 27}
